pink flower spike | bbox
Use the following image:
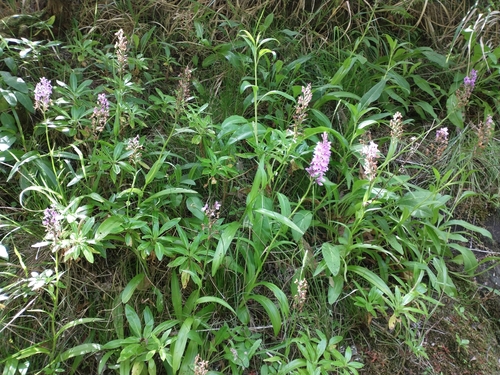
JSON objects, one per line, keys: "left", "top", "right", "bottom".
{"left": 306, "top": 132, "right": 331, "bottom": 185}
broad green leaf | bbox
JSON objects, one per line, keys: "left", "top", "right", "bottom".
{"left": 248, "top": 294, "right": 281, "bottom": 336}
{"left": 59, "top": 343, "right": 101, "bottom": 361}
{"left": 212, "top": 222, "right": 240, "bottom": 276}
{"left": 95, "top": 216, "right": 124, "bottom": 241}
{"left": 98, "top": 351, "right": 115, "bottom": 374}
{"left": 56, "top": 318, "right": 103, "bottom": 338}
{"left": 415, "top": 101, "right": 438, "bottom": 119}
{"left": 255, "top": 208, "right": 304, "bottom": 235}
{"left": 442, "top": 219, "right": 492, "bottom": 239}
{"left": 358, "top": 79, "right": 386, "bottom": 110}
{"left": 277, "top": 192, "right": 291, "bottom": 218}
{"left": 322, "top": 243, "right": 342, "bottom": 276}
{"left": 143, "top": 188, "right": 197, "bottom": 205}
{"left": 13, "top": 345, "right": 50, "bottom": 360}
{"left": 195, "top": 296, "right": 236, "bottom": 314}
{"left": 0, "top": 71, "right": 28, "bottom": 93}
{"left": 172, "top": 317, "right": 193, "bottom": 373}
{"left": 125, "top": 304, "right": 142, "bottom": 338}
{"left": 131, "top": 361, "right": 145, "bottom": 375}
{"left": 292, "top": 210, "right": 312, "bottom": 241}
{"left": 2, "top": 358, "right": 18, "bottom": 375}
{"left": 347, "top": 265, "right": 394, "bottom": 298}
{"left": 446, "top": 94, "right": 464, "bottom": 129}
{"left": 449, "top": 243, "right": 478, "bottom": 274}
{"left": 328, "top": 274, "right": 344, "bottom": 305}
{"left": 278, "top": 358, "right": 307, "bottom": 373}
{"left": 122, "top": 273, "right": 145, "bottom": 304}
{"left": 256, "top": 281, "right": 289, "bottom": 318}
{"left": 144, "top": 154, "right": 167, "bottom": 187}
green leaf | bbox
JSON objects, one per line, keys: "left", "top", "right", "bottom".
{"left": 95, "top": 216, "right": 124, "bottom": 241}
{"left": 0, "top": 71, "right": 28, "bottom": 93}
{"left": 328, "top": 274, "right": 344, "bottom": 304}
{"left": 256, "top": 281, "right": 290, "bottom": 319}
{"left": 322, "top": 243, "right": 342, "bottom": 276}
{"left": 195, "top": 296, "right": 236, "bottom": 314}
{"left": 358, "top": 79, "right": 386, "bottom": 110}
{"left": 292, "top": 210, "right": 312, "bottom": 241}
{"left": 277, "top": 192, "right": 291, "bottom": 218}
{"left": 446, "top": 94, "right": 464, "bottom": 129}
{"left": 142, "top": 188, "right": 197, "bottom": 205}
{"left": 13, "top": 345, "right": 50, "bottom": 360}
{"left": 442, "top": 219, "right": 492, "bottom": 239}
{"left": 172, "top": 317, "right": 193, "bottom": 373}
{"left": 122, "top": 273, "right": 145, "bottom": 304}
{"left": 248, "top": 294, "right": 281, "bottom": 336}
{"left": 125, "top": 304, "right": 142, "bottom": 338}
{"left": 59, "top": 343, "right": 101, "bottom": 361}
{"left": 255, "top": 208, "right": 304, "bottom": 235}
{"left": 171, "top": 272, "right": 183, "bottom": 320}
{"left": 212, "top": 222, "right": 240, "bottom": 276}
{"left": 2, "top": 358, "right": 18, "bottom": 375}
{"left": 144, "top": 154, "right": 167, "bottom": 187}
{"left": 347, "top": 265, "right": 394, "bottom": 298}
{"left": 56, "top": 318, "right": 103, "bottom": 338}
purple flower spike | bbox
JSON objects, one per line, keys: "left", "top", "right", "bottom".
{"left": 306, "top": 132, "right": 331, "bottom": 185}
{"left": 34, "top": 77, "right": 52, "bottom": 112}
{"left": 464, "top": 69, "right": 477, "bottom": 89}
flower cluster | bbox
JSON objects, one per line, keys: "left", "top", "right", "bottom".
{"left": 114, "top": 29, "right": 128, "bottom": 73}
{"left": 91, "top": 93, "right": 110, "bottom": 134}
{"left": 126, "top": 135, "right": 142, "bottom": 165}
{"left": 291, "top": 83, "right": 312, "bottom": 138}
{"left": 176, "top": 66, "right": 192, "bottom": 107}
{"left": 361, "top": 141, "right": 379, "bottom": 182}
{"left": 34, "top": 77, "right": 52, "bottom": 113}
{"left": 293, "top": 278, "right": 308, "bottom": 311}
{"left": 42, "top": 205, "right": 62, "bottom": 240}
{"left": 389, "top": 111, "right": 403, "bottom": 140}
{"left": 475, "top": 115, "right": 494, "bottom": 150}
{"left": 193, "top": 354, "right": 209, "bottom": 375}
{"left": 457, "top": 69, "right": 477, "bottom": 107}
{"left": 306, "top": 132, "right": 331, "bottom": 185}
{"left": 201, "top": 201, "right": 221, "bottom": 232}
{"left": 434, "top": 127, "right": 449, "bottom": 159}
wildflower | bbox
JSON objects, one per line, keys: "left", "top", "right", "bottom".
{"left": 389, "top": 112, "right": 403, "bottom": 140}
{"left": 291, "top": 83, "right": 312, "bottom": 138}
{"left": 476, "top": 115, "right": 494, "bottom": 149}
{"left": 294, "top": 278, "right": 308, "bottom": 311}
{"left": 434, "top": 127, "right": 448, "bottom": 158}
{"left": 91, "top": 93, "right": 110, "bottom": 134}
{"left": 457, "top": 69, "right": 477, "bottom": 107}
{"left": 126, "top": 135, "right": 142, "bottom": 165}
{"left": 34, "top": 77, "right": 52, "bottom": 113}
{"left": 42, "top": 206, "right": 62, "bottom": 240}
{"left": 306, "top": 132, "right": 331, "bottom": 185}
{"left": 201, "top": 201, "right": 221, "bottom": 232}
{"left": 230, "top": 347, "right": 239, "bottom": 362}
{"left": 114, "top": 29, "right": 128, "bottom": 73}
{"left": 464, "top": 69, "right": 477, "bottom": 89}
{"left": 361, "top": 141, "right": 379, "bottom": 181}
{"left": 194, "top": 354, "right": 209, "bottom": 375}
{"left": 176, "top": 66, "right": 192, "bottom": 107}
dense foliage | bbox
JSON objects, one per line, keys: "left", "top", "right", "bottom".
{"left": 1, "top": 1, "right": 500, "bottom": 374}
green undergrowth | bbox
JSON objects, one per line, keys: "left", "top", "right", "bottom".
{"left": 1, "top": 1, "right": 500, "bottom": 374}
